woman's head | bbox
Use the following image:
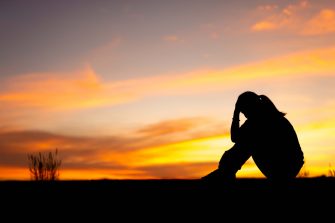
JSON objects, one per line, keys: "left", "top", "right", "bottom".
{"left": 237, "top": 91, "right": 285, "bottom": 119}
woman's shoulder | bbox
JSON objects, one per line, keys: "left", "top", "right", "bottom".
{"left": 275, "top": 115, "right": 298, "bottom": 134}
{"left": 279, "top": 115, "right": 294, "bottom": 126}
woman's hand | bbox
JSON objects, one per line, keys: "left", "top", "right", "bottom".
{"left": 233, "top": 99, "right": 241, "bottom": 120}
{"left": 231, "top": 100, "right": 241, "bottom": 143}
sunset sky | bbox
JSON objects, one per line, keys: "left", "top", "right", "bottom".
{"left": 1, "top": 0, "right": 335, "bottom": 180}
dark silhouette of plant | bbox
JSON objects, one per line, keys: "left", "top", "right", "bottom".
{"left": 328, "top": 163, "right": 335, "bottom": 177}
{"left": 297, "top": 162, "right": 309, "bottom": 178}
{"left": 297, "top": 169, "right": 310, "bottom": 178}
{"left": 28, "top": 149, "right": 62, "bottom": 181}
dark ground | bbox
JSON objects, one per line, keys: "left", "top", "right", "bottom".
{"left": 1, "top": 177, "right": 334, "bottom": 220}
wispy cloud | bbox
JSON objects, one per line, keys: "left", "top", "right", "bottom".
{"left": 137, "top": 117, "right": 212, "bottom": 137}
{"left": 162, "top": 35, "right": 184, "bottom": 43}
{"left": 301, "top": 9, "right": 335, "bottom": 35}
{"left": 251, "top": 0, "right": 335, "bottom": 35}
{"left": 1, "top": 46, "right": 335, "bottom": 116}
{"left": 252, "top": 21, "right": 278, "bottom": 31}
{"left": 1, "top": 105, "right": 334, "bottom": 179}
{"left": 0, "top": 117, "right": 228, "bottom": 179}
{"left": 0, "top": 66, "right": 134, "bottom": 111}
{"left": 251, "top": 0, "right": 309, "bottom": 32}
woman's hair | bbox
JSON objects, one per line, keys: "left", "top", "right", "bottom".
{"left": 238, "top": 91, "right": 286, "bottom": 117}
{"left": 237, "top": 91, "right": 259, "bottom": 109}
{"left": 259, "top": 94, "right": 286, "bottom": 117}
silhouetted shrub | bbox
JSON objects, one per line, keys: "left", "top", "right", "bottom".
{"left": 328, "top": 163, "right": 335, "bottom": 177}
{"left": 28, "top": 149, "right": 62, "bottom": 181}
{"left": 297, "top": 163, "right": 309, "bottom": 178}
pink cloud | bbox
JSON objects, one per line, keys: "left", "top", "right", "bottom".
{"left": 162, "top": 35, "right": 184, "bottom": 42}
{"left": 301, "top": 9, "right": 335, "bottom": 35}
{"left": 251, "top": 1, "right": 309, "bottom": 31}
{"left": 250, "top": 0, "right": 335, "bottom": 35}
{"left": 251, "top": 21, "right": 278, "bottom": 31}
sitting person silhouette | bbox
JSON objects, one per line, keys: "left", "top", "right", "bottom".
{"left": 202, "top": 91, "right": 304, "bottom": 182}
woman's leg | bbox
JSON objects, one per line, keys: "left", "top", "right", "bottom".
{"left": 202, "top": 143, "right": 251, "bottom": 181}
{"left": 218, "top": 143, "right": 251, "bottom": 177}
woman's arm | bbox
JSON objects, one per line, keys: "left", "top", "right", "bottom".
{"left": 230, "top": 105, "right": 240, "bottom": 143}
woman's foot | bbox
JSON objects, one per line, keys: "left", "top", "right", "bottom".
{"left": 201, "top": 169, "right": 236, "bottom": 182}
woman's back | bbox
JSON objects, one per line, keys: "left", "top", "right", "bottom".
{"left": 247, "top": 115, "right": 304, "bottom": 179}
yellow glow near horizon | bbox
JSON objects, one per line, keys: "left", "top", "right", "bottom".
{"left": 0, "top": 167, "right": 30, "bottom": 180}
{"left": 0, "top": 122, "right": 333, "bottom": 180}
{"left": 130, "top": 135, "right": 231, "bottom": 166}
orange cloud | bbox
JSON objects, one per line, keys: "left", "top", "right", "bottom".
{"left": 251, "top": 21, "right": 278, "bottom": 31}
{"left": 250, "top": 0, "right": 335, "bottom": 35}
{"left": 1, "top": 112, "right": 333, "bottom": 180}
{"left": 0, "top": 66, "right": 133, "bottom": 111}
{"left": 0, "top": 117, "right": 230, "bottom": 180}
{"left": 1, "top": 105, "right": 334, "bottom": 180}
{"left": 301, "top": 9, "right": 335, "bottom": 35}
{"left": 1, "top": 46, "right": 335, "bottom": 117}
{"left": 137, "top": 117, "right": 212, "bottom": 137}
{"left": 251, "top": 0, "right": 309, "bottom": 32}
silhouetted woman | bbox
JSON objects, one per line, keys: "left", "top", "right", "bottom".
{"left": 202, "top": 91, "right": 304, "bottom": 182}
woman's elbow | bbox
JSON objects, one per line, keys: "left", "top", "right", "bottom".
{"left": 231, "top": 135, "right": 237, "bottom": 143}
